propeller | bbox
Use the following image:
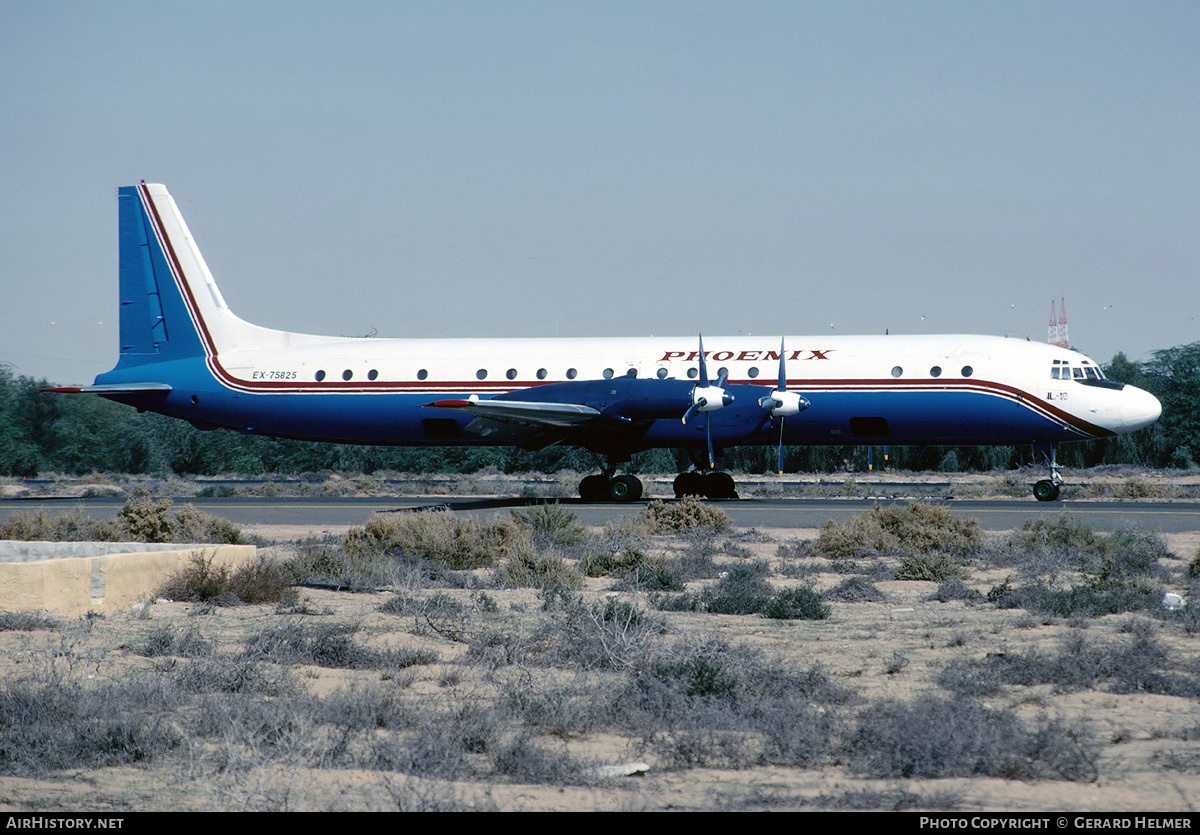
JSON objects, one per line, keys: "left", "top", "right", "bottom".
{"left": 757, "top": 337, "right": 810, "bottom": 474}
{"left": 682, "top": 333, "right": 734, "bottom": 469}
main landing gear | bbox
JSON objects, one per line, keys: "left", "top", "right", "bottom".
{"left": 1032, "top": 443, "right": 1063, "bottom": 502}
{"left": 673, "top": 470, "right": 738, "bottom": 500}
{"left": 578, "top": 472, "right": 644, "bottom": 502}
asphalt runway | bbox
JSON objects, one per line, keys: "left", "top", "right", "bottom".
{"left": 4, "top": 495, "right": 1200, "bottom": 533}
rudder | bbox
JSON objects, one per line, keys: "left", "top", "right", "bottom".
{"left": 114, "top": 183, "right": 206, "bottom": 367}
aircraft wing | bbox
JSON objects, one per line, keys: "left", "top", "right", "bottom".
{"left": 423, "top": 396, "right": 602, "bottom": 428}
{"left": 422, "top": 394, "right": 620, "bottom": 448}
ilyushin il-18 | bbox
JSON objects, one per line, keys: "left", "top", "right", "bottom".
{"left": 49, "top": 183, "right": 1162, "bottom": 502}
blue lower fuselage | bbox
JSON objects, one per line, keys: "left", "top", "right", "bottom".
{"left": 100, "top": 357, "right": 1089, "bottom": 452}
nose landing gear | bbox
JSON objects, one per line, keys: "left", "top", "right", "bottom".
{"left": 1033, "top": 443, "right": 1063, "bottom": 502}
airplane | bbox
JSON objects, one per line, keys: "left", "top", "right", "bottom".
{"left": 48, "top": 182, "right": 1163, "bottom": 503}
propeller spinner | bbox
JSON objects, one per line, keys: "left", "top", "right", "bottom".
{"left": 758, "top": 337, "right": 810, "bottom": 474}
{"left": 682, "top": 334, "right": 734, "bottom": 469}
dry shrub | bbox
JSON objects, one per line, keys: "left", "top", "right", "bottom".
{"left": 0, "top": 509, "right": 119, "bottom": 541}
{"left": 1115, "top": 478, "right": 1171, "bottom": 499}
{"left": 243, "top": 621, "right": 438, "bottom": 670}
{"left": 494, "top": 543, "right": 583, "bottom": 589}
{"left": 0, "top": 679, "right": 182, "bottom": 775}
{"left": 157, "top": 553, "right": 295, "bottom": 606}
{"left": 1188, "top": 548, "right": 1200, "bottom": 579}
{"left": 896, "top": 552, "right": 969, "bottom": 582}
{"left": 704, "top": 563, "right": 775, "bottom": 614}
{"left": 826, "top": 576, "right": 887, "bottom": 603}
{"left": 635, "top": 497, "right": 732, "bottom": 534}
{"left": 0, "top": 611, "right": 60, "bottom": 632}
{"left": 287, "top": 540, "right": 399, "bottom": 590}
{"left": 846, "top": 696, "right": 1097, "bottom": 781}
{"left": 762, "top": 586, "right": 830, "bottom": 620}
{"left": 0, "top": 499, "right": 243, "bottom": 544}
{"left": 509, "top": 503, "right": 589, "bottom": 546}
{"left": 814, "top": 502, "right": 982, "bottom": 560}
{"left": 117, "top": 497, "right": 178, "bottom": 542}
{"left": 530, "top": 596, "right": 666, "bottom": 671}
{"left": 1008, "top": 514, "right": 1102, "bottom": 556}
{"left": 345, "top": 511, "right": 525, "bottom": 570}
{"left": 170, "top": 503, "right": 246, "bottom": 544}
{"left": 579, "top": 544, "right": 667, "bottom": 579}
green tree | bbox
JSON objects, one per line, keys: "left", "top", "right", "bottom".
{"left": 1139, "top": 342, "right": 1200, "bottom": 468}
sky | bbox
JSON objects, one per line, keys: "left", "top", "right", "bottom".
{"left": 1, "top": 1, "right": 1197, "bottom": 385}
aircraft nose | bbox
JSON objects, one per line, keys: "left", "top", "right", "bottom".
{"left": 1120, "top": 385, "right": 1162, "bottom": 433}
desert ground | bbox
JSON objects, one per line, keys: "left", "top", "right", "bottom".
{"left": 2, "top": 478, "right": 1200, "bottom": 812}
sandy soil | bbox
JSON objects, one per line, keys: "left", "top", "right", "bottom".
{"left": 2, "top": 519, "right": 1200, "bottom": 812}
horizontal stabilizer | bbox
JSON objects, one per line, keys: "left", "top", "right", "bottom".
{"left": 43, "top": 383, "right": 173, "bottom": 394}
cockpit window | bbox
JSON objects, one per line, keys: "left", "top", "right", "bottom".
{"left": 1055, "top": 359, "right": 1108, "bottom": 382}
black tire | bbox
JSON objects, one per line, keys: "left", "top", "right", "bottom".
{"left": 579, "top": 474, "right": 608, "bottom": 501}
{"left": 609, "top": 474, "right": 643, "bottom": 502}
{"left": 674, "top": 471, "right": 704, "bottom": 497}
{"left": 1033, "top": 479, "right": 1061, "bottom": 502}
{"left": 704, "top": 471, "right": 738, "bottom": 499}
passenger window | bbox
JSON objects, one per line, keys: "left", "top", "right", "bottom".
{"left": 626, "top": 368, "right": 637, "bottom": 377}
{"left": 603, "top": 368, "right": 614, "bottom": 380}
{"left": 687, "top": 368, "right": 698, "bottom": 380}
{"left": 891, "top": 366, "right": 903, "bottom": 378}
{"left": 961, "top": 366, "right": 974, "bottom": 377}
{"left": 315, "top": 370, "right": 326, "bottom": 382}
{"left": 476, "top": 369, "right": 488, "bottom": 380}
{"left": 748, "top": 366, "right": 759, "bottom": 379}
{"left": 342, "top": 369, "right": 353, "bottom": 381}
{"left": 566, "top": 368, "right": 577, "bottom": 379}
{"left": 930, "top": 366, "right": 942, "bottom": 378}
{"left": 656, "top": 367, "right": 668, "bottom": 379}
{"left": 368, "top": 369, "right": 378, "bottom": 381}
{"left": 417, "top": 369, "right": 428, "bottom": 380}
{"left": 506, "top": 368, "right": 518, "bottom": 380}
{"left": 536, "top": 368, "right": 548, "bottom": 380}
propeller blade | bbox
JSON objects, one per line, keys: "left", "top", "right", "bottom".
{"left": 682, "top": 398, "right": 707, "bottom": 425}
{"left": 778, "top": 336, "right": 787, "bottom": 392}
{"left": 775, "top": 337, "right": 789, "bottom": 474}
{"left": 697, "top": 333, "right": 710, "bottom": 388}
{"left": 764, "top": 335, "right": 808, "bottom": 420}
{"left": 777, "top": 416, "right": 785, "bottom": 475}
{"left": 706, "top": 415, "right": 716, "bottom": 470}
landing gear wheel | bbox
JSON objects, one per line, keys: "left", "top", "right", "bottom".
{"left": 1033, "top": 479, "right": 1061, "bottom": 502}
{"left": 674, "top": 471, "right": 705, "bottom": 498}
{"left": 609, "top": 474, "right": 643, "bottom": 502}
{"left": 703, "top": 471, "right": 738, "bottom": 500}
{"left": 579, "top": 474, "right": 609, "bottom": 501}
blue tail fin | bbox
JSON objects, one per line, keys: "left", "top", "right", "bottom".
{"left": 113, "top": 183, "right": 207, "bottom": 368}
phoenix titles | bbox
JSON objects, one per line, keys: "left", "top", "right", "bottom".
{"left": 657, "top": 349, "right": 834, "bottom": 363}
